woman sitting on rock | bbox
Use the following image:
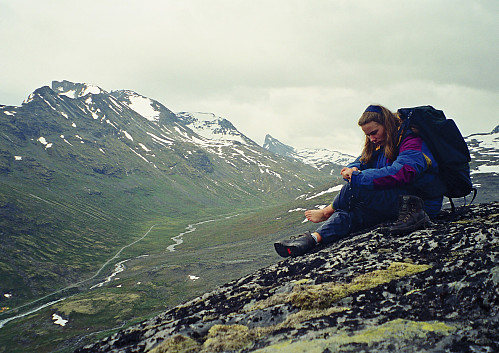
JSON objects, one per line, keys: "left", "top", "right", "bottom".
{"left": 274, "top": 104, "right": 445, "bottom": 257}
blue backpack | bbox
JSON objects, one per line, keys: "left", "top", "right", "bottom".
{"left": 397, "top": 106, "right": 477, "bottom": 210}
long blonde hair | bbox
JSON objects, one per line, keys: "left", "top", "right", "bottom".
{"left": 358, "top": 105, "right": 401, "bottom": 163}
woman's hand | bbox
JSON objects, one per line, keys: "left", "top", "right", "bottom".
{"left": 340, "top": 167, "right": 359, "bottom": 181}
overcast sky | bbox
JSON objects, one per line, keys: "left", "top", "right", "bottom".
{"left": 1, "top": 0, "right": 498, "bottom": 155}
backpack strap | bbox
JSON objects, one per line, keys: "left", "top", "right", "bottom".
{"left": 448, "top": 187, "right": 478, "bottom": 215}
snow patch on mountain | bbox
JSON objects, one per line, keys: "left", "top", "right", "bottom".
{"left": 118, "top": 91, "right": 161, "bottom": 122}
{"left": 305, "top": 184, "right": 344, "bottom": 200}
{"left": 466, "top": 131, "right": 499, "bottom": 156}
{"left": 296, "top": 184, "right": 344, "bottom": 201}
{"left": 37, "top": 136, "right": 53, "bottom": 149}
{"left": 263, "top": 134, "right": 356, "bottom": 172}
{"left": 80, "top": 84, "right": 104, "bottom": 97}
{"left": 52, "top": 313, "right": 68, "bottom": 327}
{"left": 474, "top": 165, "right": 499, "bottom": 174}
{"left": 147, "top": 132, "right": 174, "bottom": 146}
{"left": 177, "top": 112, "right": 249, "bottom": 145}
{"left": 53, "top": 81, "right": 105, "bottom": 98}
{"left": 294, "top": 148, "right": 356, "bottom": 170}
{"left": 466, "top": 128, "right": 499, "bottom": 177}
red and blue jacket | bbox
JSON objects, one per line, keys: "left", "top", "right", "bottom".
{"left": 347, "top": 131, "right": 445, "bottom": 217}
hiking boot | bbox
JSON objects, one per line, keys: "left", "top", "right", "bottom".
{"left": 274, "top": 231, "right": 317, "bottom": 257}
{"left": 389, "top": 195, "right": 430, "bottom": 235}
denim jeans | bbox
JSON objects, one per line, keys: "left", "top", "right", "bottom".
{"left": 315, "top": 183, "right": 404, "bottom": 243}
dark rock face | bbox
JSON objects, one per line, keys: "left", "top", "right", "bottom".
{"left": 76, "top": 202, "right": 499, "bottom": 353}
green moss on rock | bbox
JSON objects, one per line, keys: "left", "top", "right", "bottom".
{"left": 247, "top": 262, "right": 431, "bottom": 311}
{"left": 149, "top": 334, "right": 200, "bottom": 353}
{"left": 256, "top": 318, "right": 455, "bottom": 352}
{"left": 202, "top": 324, "right": 253, "bottom": 352}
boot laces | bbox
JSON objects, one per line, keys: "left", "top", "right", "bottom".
{"left": 397, "top": 204, "right": 416, "bottom": 222}
{"left": 290, "top": 232, "right": 309, "bottom": 240}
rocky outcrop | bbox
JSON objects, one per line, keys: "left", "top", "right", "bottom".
{"left": 77, "top": 202, "right": 499, "bottom": 353}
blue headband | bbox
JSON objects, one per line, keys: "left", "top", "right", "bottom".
{"left": 364, "top": 105, "right": 382, "bottom": 113}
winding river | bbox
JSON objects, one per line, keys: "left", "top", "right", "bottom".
{"left": 0, "top": 213, "right": 240, "bottom": 329}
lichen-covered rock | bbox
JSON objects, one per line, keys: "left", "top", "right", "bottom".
{"left": 76, "top": 202, "right": 499, "bottom": 353}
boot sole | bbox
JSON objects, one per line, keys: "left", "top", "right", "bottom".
{"left": 274, "top": 242, "right": 311, "bottom": 258}
{"left": 274, "top": 242, "right": 294, "bottom": 257}
{"left": 390, "top": 216, "right": 430, "bottom": 235}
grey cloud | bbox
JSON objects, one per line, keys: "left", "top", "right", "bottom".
{"left": 1, "top": 0, "right": 498, "bottom": 153}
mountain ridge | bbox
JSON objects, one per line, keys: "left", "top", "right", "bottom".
{"left": 2, "top": 81, "right": 331, "bottom": 193}
{"left": 0, "top": 80, "right": 336, "bottom": 315}
{"left": 263, "top": 134, "right": 356, "bottom": 175}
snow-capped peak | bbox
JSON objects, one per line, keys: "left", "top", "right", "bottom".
{"left": 264, "top": 134, "right": 356, "bottom": 173}
{"left": 176, "top": 112, "right": 249, "bottom": 145}
{"left": 113, "top": 90, "right": 160, "bottom": 122}
{"left": 263, "top": 134, "right": 294, "bottom": 156}
{"left": 52, "top": 80, "right": 106, "bottom": 99}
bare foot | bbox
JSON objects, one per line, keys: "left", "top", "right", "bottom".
{"left": 305, "top": 205, "right": 334, "bottom": 223}
{"left": 305, "top": 209, "right": 328, "bottom": 223}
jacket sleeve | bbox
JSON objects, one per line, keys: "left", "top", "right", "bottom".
{"left": 346, "top": 157, "right": 362, "bottom": 170}
{"left": 350, "top": 135, "right": 429, "bottom": 190}
{"left": 347, "top": 153, "right": 378, "bottom": 170}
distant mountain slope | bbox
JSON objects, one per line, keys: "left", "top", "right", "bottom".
{"left": 263, "top": 134, "right": 356, "bottom": 175}
{"left": 0, "top": 81, "right": 333, "bottom": 308}
{"left": 1, "top": 80, "right": 330, "bottom": 200}
{"left": 466, "top": 126, "right": 499, "bottom": 203}
{"left": 176, "top": 111, "right": 254, "bottom": 145}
